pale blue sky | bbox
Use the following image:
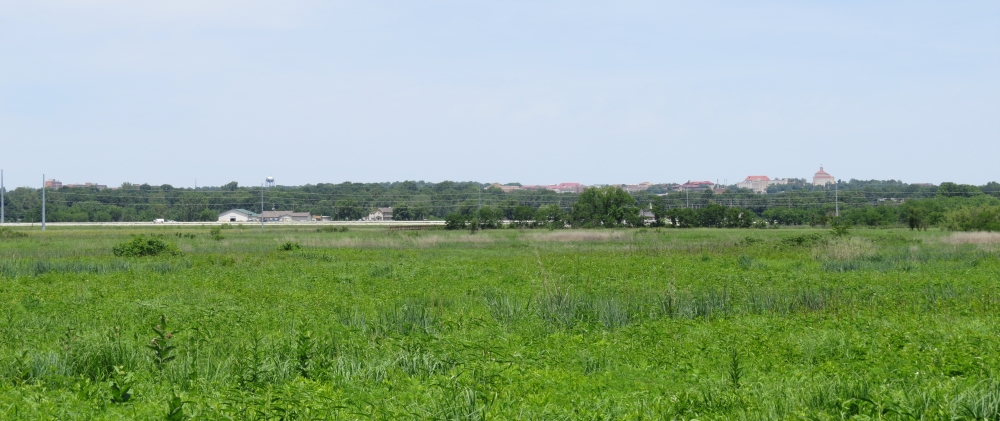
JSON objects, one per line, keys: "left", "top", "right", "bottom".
{"left": 1, "top": 1, "right": 998, "bottom": 188}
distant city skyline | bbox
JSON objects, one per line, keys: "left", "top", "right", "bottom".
{"left": 26, "top": 167, "right": 976, "bottom": 192}
{"left": 2, "top": 2, "right": 997, "bottom": 188}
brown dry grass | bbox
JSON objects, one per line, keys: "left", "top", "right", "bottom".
{"left": 298, "top": 233, "right": 496, "bottom": 249}
{"left": 813, "top": 237, "right": 876, "bottom": 261}
{"left": 524, "top": 230, "right": 629, "bottom": 242}
{"left": 940, "top": 232, "right": 1000, "bottom": 245}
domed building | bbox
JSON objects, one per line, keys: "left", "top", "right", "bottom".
{"left": 813, "top": 166, "right": 835, "bottom": 186}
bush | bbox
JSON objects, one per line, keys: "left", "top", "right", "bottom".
{"left": 317, "top": 226, "right": 348, "bottom": 233}
{"left": 112, "top": 236, "right": 182, "bottom": 257}
{"left": 209, "top": 226, "right": 224, "bottom": 241}
{"left": 0, "top": 227, "right": 28, "bottom": 239}
{"left": 942, "top": 205, "right": 1000, "bottom": 232}
{"left": 278, "top": 242, "right": 301, "bottom": 251}
{"left": 444, "top": 213, "right": 468, "bottom": 230}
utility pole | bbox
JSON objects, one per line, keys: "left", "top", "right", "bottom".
{"left": 835, "top": 180, "right": 839, "bottom": 217}
{"left": 686, "top": 187, "right": 689, "bottom": 208}
{"left": 261, "top": 182, "right": 265, "bottom": 229}
{"left": 1, "top": 169, "right": 5, "bottom": 224}
{"left": 41, "top": 174, "right": 46, "bottom": 231}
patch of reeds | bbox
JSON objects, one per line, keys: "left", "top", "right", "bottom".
{"left": 0, "top": 258, "right": 190, "bottom": 278}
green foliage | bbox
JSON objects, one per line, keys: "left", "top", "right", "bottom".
{"left": 112, "top": 236, "right": 182, "bottom": 257}
{"left": 570, "top": 186, "right": 639, "bottom": 228}
{"left": 727, "top": 348, "right": 744, "bottom": 390}
{"left": 0, "top": 227, "right": 28, "bottom": 239}
{"left": 165, "top": 391, "right": 187, "bottom": 421}
{"left": 316, "top": 225, "right": 348, "bottom": 233}
{"left": 277, "top": 241, "right": 301, "bottom": 251}
{"left": 444, "top": 212, "right": 468, "bottom": 230}
{"left": 109, "top": 366, "right": 134, "bottom": 403}
{"left": 146, "top": 315, "right": 177, "bottom": 371}
{"left": 830, "top": 218, "right": 852, "bottom": 237}
{"left": 197, "top": 209, "right": 216, "bottom": 222}
{"left": 3, "top": 227, "right": 1000, "bottom": 418}
{"left": 942, "top": 205, "right": 1000, "bottom": 232}
{"left": 209, "top": 226, "right": 224, "bottom": 241}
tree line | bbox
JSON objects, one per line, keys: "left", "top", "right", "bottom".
{"left": 0, "top": 180, "right": 998, "bottom": 230}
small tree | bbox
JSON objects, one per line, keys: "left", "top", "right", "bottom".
{"left": 830, "top": 218, "right": 852, "bottom": 236}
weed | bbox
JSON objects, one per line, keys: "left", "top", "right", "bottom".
{"left": 0, "top": 227, "right": 28, "bottom": 239}
{"left": 296, "top": 330, "right": 314, "bottom": 379}
{"left": 147, "top": 315, "right": 177, "bottom": 371}
{"left": 109, "top": 366, "right": 134, "bottom": 403}
{"left": 209, "top": 226, "right": 224, "bottom": 241}
{"left": 166, "top": 391, "right": 187, "bottom": 421}
{"left": 727, "top": 348, "right": 744, "bottom": 389}
{"left": 278, "top": 241, "right": 301, "bottom": 251}
{"left": 831, "top": 219, "right": 852, "bottom": 237}
{"left": 317, "top": 226, "right": 349, "bottom": 233}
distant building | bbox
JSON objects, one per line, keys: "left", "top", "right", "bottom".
{"left": 219, "top": 209, "right": 260, "bottom": 223}
{"left": 813, "top": 166, "right": 835, "bottom": 186}
{"left": 261, "top": 211, "right": 312, "bottom": 222}
{"left": 736, "top": 176, "right": 788, "bottom": 193}
{"left": 64, "top": 182, "right": 108, "bottom": 190}
{"left": 366, "top": 207, "right": 393, "bottom": 221}
{"left": 45, "top": 179, "right": 62, "bottom": 190}
{"left": 522, "top": 182, "right": 586, "bottom": 193}
{"left": 674, "top": 181, "right": 715, "bottom": 191}
{"left": 624, "top": 182, "right": 652, "bottom": 193}
{"left": 639, "top": 209, "right": 656, "bottom": 225}
{"left": 489, "top": 183, "right": 521, "bottom": 193}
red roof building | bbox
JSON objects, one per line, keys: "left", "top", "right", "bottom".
{"left": 813, "top": 166, "right": 835, "bottom": 186}
{"left": 674, "top": 180, "right": 715, "bottom": 191}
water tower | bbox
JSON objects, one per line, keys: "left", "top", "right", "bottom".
{"left": 266, "top": 176, "right": 275, "bottom": 187}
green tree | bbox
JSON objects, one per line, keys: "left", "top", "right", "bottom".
{"left": 477, "top": 206, "right": 504, "bottom": 229}
{"left": 394, "top": 204, "right": 413, "bottom": 221}
{"left": 535, "top": 205, "right": 565, "bottom": 229}
{"left": 665, "top": 208, "right": 697, "bottom": 227}
{"left": 697, "top": 204, "right": 726, "bottom": 228}
{"left": 570, "top": 186, "right": 639, "bottom": 228}
{"left": 198, "top": 209, "right": 217, "bottom": 222}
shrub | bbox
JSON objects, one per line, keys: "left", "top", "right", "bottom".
{"left": 209, "top": 226, "right": 224, "bottom": 241}
{"left": 278, "top": 241, "right": 301, "bottom": 251}
{"left": 444, "top": 213, "right": 468, "bottom": 230}
{"left": 112, "top": 236, "right": 182, "bottom": 257}
{"left": 942, "top": 205, "right": 1000, "bottom": 232}
{"left": 317, "top": 226, "right": 348, "bottom": 233}
{"left": 0, "top": 227, "right": 28, "bottom": 239}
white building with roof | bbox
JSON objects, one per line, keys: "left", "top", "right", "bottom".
{"left": 736, "top": 176, "right": 788, "bottom": 193}
{"left": 219, "top": 209, "right": 260, "bottom": 223}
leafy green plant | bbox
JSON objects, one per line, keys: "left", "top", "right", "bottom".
{"left": 147, "top": 315, "right": 177, "bottom": 371}
{"left": 209, "top": 226, "right": 224, "bottom": 241}
{"left": 109, "top": 366, "right": 134, "bottom": 403}
{"left": 830, "top": 219, "right": 852, "bottom": 237}
{"left": 296, "top": 330, "right": 314, "bottom": 379}
{"left": 112, "top": 236, "right": 181, "bottom": 257}
{"left": 166, "top": 391, "right": 187, "bottom": 421}
{"left": 278, "top": 241, "right": 301, "bottom": 251}
{"left": 728, "top": 348, "right": 744, "bottom": 390}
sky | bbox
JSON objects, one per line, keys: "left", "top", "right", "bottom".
{"left": 1, "top": 1, "right": 998, "bottom": 189}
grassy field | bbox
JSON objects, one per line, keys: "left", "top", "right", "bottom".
{"left": 1, "top": 225, "right": 999, "bottom": 420}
